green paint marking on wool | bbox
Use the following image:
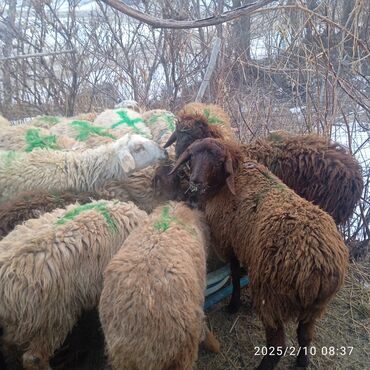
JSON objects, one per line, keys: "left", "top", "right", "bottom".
{"left": 153, "top": 205, "right": 197, "bottom": 236}
{"left": 56, "top": 201, "right": 117, "bottom": 230}
{"left": 70, "top": 120, "right": 116, "bottom": 141}
{"left": 260, "top": 170, "right": 287, "bottom": 192}
{"left": 203, "top": 108, "right": 222, "bottom": 125}
{"left": 25, "top": 128, "right": 59, "bottom": 152}
{"left": 154, "top": 205, "right": 172, "bottom": 232}
{"left": 39, "top": 116, "right": 60, "bottom": 125}
{"left": 147, "top": 113, "right": 175, "bottom": 131}
{"left": 112, "top": 110, "right": 147, "bottom": 136}
{"left": 1, "top": 150, "right": 19, "bottom": 166}
{"left": 267, "top": 132, "right": 285, "bottom": 143}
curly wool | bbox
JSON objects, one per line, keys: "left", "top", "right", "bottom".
{"left": 0, "top": 134, "right": 164, "bottom": 201}
{"left": 99, "top": 202, "right": 209, "bottom": 370}
{"left": 205, "top": 155, "right": 349, "bottom": 328}
{"left": 94, "top": 108, "right": 152, "bottom": 139}
{"left": 244, "top": 131, "right": 364, "bottom": 224}
{"left": 0, "top": 200, "right": 147, "bottom": 368}
{"left": 0, "top": 190, "right": 122, "bottom": 240}
{"left": 178, "top": 102, "right": 235, "bottom": 141}
{"left": 0, "top": 125, "right": 81, "bottom": 152}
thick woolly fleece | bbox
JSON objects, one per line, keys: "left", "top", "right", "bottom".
{"left": 0, "top": 200, "right": 147, "bottom": 369}
{"left": 0, "top": 134, "right": 165, "bottom": 201}
{"left": 178, "top": 102, "right": 235, "bottom": 141}
{"left": 99, "top": 202, "right": 209, "bottom": 370}
{"left": 205, "top": 159, "right": 349, "bottom": 328}
{"left": 0, "top": 190, "right": 121, "bottom": 240}
{"left": 94, "top": 108, "right": 152, "bottom": 138}
{"left": 244, "top": 132, "right": 364, "bottom": 224}
{"left": 0, "top": 125, "right": 81, "bottom": 152}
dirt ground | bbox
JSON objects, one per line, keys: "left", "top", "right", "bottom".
{"left": 2, "top": 263, "right": 369, "bottom": 370}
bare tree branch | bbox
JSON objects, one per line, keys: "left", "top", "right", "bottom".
{"left": 0, "top": 49, "right": 76, "bottom": 62}
{"left": 98, "top": 0, "right": 277, "bottom": 29}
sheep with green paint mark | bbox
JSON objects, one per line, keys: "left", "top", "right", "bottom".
{"left": 0, "top": 133, "right": 166, "bottom": 201}
{"left": 0, "top": 125, "right": 81, "bottom": 152}
{"left": 143, "top": 109, "right": 177, "bottom": 157}
{"left": 0, "top": 200, "right": 147, "bottom": 370}
{"left": 99, "top": 201, "right": 220, "bottom": 370}
{"left": 94, "top": 108, "right": 152, "bottom": 139}
{"left": 49, "top": 119, "right": 117, "bottom": 148}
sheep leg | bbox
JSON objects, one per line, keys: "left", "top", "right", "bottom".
{"left": 296, "top": 319, "right": 316, "bottom": 368}
{"left": 227, "top": 252, "right": 241, "bottom": 314}
{"left": 256, "top": 323, "right": 285, "bottom": 370}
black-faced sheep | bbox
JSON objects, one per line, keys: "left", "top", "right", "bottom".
{"left": 99, "top": 201, "right": 219, "bottom": 370}
{"left": 171, "top": 138, "right": 349, "bottom": 369}
{"left": 165, "top": 109, "right": 363, "bottom": 224}
{"left": 0, "top": 200, "right": 147, "bottom": 370}
{"left": 0, "top": 134, "right": 166, "bottom": 201}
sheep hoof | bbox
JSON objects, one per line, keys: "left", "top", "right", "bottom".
{"left": 226, "top": 300, "right": 241, "bottom": 314}
{"left": 296, "top": 354, "right": 309, "bottom": 368}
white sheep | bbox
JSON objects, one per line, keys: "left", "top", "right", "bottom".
{"left": 143, "top": 109, "right": 177, "bottom": 158}
{"left": 0, "top": 125, "right": 81, "bottom": 152}
{"left": 0, "top": 200, "right": 147, "bottom": 370}
{"left": 0, "top": 134, "right": 166, "bottom": 201}
{"left": 0, "top": 116, "right": 10, "bottom": 128}
{"left": 99, "top": 201, "right": 220, "bottom": 370}
{"left": 94, "top": 108, "right": 152, "bottom": 139}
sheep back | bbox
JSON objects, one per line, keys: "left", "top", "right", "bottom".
{"left": 245, "top": 132, "right": 364, "bottom": 224}
{"left": 205, "top": 160, "right": 348, "bottom": 327}
{"left": 99, "top": 201, "right": 209, "bottom": 370}
{"left": 0, "top": 200, "right": 147, "bottom": 359}
{"left": 94, "top": 108, "right": 152, "bottom": 139}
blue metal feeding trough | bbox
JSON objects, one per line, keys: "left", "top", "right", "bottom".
{"left": 204, "top": 264, "right": 249, "bottom": 310}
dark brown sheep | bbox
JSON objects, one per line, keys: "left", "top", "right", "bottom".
{"left": 165, "top": 109, "right": 363, "bottom": 224}
{"left": 170, "top": 138, "right": 349, "bottom": 370}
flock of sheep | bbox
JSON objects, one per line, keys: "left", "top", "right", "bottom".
{"left": 0, "top": 103, "right": 364, "bottom": 370}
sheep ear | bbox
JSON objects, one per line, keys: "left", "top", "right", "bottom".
{"left": 224, "top": 155, "right": 236, "bottom": 195}
{"left": 164, "top": 131, "right": 177, "bottom": 148}
{"left": 119, "top": 149, "right": 136, "bottom": 173}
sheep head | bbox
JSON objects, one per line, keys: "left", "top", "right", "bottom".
{"left": 170, "top": 138, "right": 239, "bottom": 203}
{"left": 153, "top": 162, "right": 183, "bottom": 202}
{"left": 164, "top": 113, "right": 219, "bottom": 158}
{"left": 115, "top": 134, "right": 167, "bottom": 174}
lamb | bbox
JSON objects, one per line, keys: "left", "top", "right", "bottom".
{"left": 99, "top": 201, "right": 220, "bottom": 370}
{"left": 165, "top": 110, "right": 363, "bottom": 223}
{"left": 0, "top": 190, "right": 121, "bottom": 240}
{"left": 0, "top": 133, "right": 166, "bottom": 201}
{"left": 0, "top": 125, "right": 81, "bottom": 152}
{"left": 0, "top": 200, "right": 147, "bottom": 370}
{"left": 94, "top": 108, "right": 152, "bottom": 138}
{"left": 170, "top": 138, "right": 349, "bottom": 369}
{"left": 244, "top": 130, "right": 364, "bottom": 224}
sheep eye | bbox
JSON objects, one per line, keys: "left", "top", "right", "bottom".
{"left": 133, "top": 144, "right": 144, "bottom": 153}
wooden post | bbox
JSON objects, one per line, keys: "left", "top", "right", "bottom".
{"left": 195, "top": 37, "right": 222, "bottom": 102}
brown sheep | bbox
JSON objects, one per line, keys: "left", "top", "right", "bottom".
{"left": 99, "top": 201, "right": 220, "bottom": 370}
{"left": 244, "top": 131, "right": 364, "bottom": 224}
{"left": 164, "top": 103, "right": 235, "bottom": 158}
{"left": 0, "top": 200, "right": 147, "bottom": 370}
{"left": 165, "top": 111, "right": 363, "bottom": 224}
{"left": 171, "top": 138, "right": 349, "bottom": 369}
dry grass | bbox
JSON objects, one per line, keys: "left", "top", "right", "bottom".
{"left": 197, "top": 262, "right": 370, "bottom": 370}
